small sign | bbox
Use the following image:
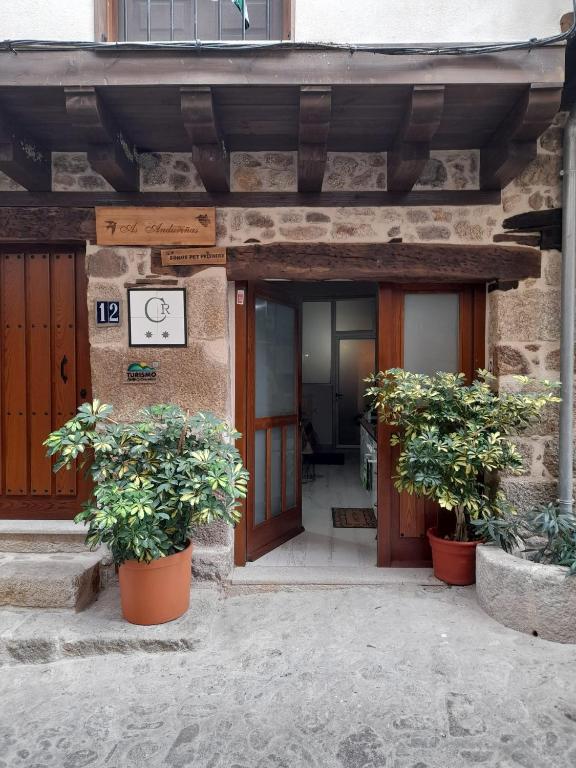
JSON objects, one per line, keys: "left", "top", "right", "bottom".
{"left": 128, "top": 288, "right": 187, "bottom": 347}
{"left": 236, "top": 289, "right": 245, "bottom": 305}
{"left": 95, "top": 207, "right": 216, "bottom": 247}
{"left": 126, "top": 361, "right": 159, "bottom": 384}
{"left": 95, "top": 300, "right": 121, "bottom": 325}
{"left": 160, "top": 247, "right": 227, "bottom": 267}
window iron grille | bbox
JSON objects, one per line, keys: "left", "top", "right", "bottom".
{"left": 119, "top": 0, "right": 282, "bottom": 42}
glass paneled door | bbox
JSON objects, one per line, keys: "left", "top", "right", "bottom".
{"left": 246, "top": 284, "right": 302, "bottom": 560}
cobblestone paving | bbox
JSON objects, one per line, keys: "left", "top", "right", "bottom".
{"left": 1, "top": 584, "right": 575, "bottom": 767}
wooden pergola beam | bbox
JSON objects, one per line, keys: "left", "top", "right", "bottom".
{"left": 0, "top": 113, "right": 51, "bottom": 191}
{"left": 387, "top": 85, "right": 445, "bottom": 193}
{"left": 298, "top": 86, "right": 332, "bottom": 193}
{"left": 180, "top": 87, "right": 229, "bottom": 193}
{"left": 226, "top": 241, "right": 541, "bottom": 282}
{"left": 65, "top": 86, "right": 139, "bottom": 192}
{"left": 480, "top": 83, "right": 563, "bottom": 190}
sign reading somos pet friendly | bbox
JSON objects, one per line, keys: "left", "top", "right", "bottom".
{"left": 95, "top": 207, "right": 216, "bottom": 247}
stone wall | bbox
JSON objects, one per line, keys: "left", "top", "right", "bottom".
{"left": 0, "top": 116, "right": 566, "bottom": 572}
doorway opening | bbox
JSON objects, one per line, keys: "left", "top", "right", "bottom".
{"left": 256, "top": 282, "right": 378, "bottom": 567}
{"left": 234, "top": 279, "right": 486, "bottom": 568}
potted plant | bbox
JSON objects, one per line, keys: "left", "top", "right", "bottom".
{"left": 365, "top": 369, "right": 559, "bottom": 585}
{"left": 44, "top": 402, "right": 248, "bottom": 624}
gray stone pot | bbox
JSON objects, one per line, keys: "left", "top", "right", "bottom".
{"left": 476, "top": 545, "right": 576, "bottom": 644}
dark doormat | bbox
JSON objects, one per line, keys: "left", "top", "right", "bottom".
{"left": 332, "top": 507, "right": 377, "bottom": 529}
{"left": 309, "top": 452, "right": 345, "bottom": 465}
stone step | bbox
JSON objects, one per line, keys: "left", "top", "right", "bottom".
{"left": 0, "top": 520, "right": 89, "bottom": 553}
{"left": 0, "top": 551, "right": 103, "bottom": 610}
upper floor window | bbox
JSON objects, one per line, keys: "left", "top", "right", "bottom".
{"left": 118, "top": 0, "right": 286, "bottom": 41}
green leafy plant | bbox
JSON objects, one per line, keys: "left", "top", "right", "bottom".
{"left": 365, "top": 369, "right": 560, "bottom": 542}
{"left": 44, "top": 402, "right": 248, "bottom": 565}
{"left": 522, "top": 503, "right": 576, "bottom": 574}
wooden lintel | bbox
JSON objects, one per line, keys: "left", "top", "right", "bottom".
{"left": 181, "top": 87, "right": 229, "bottom": 193}
{"left": 0, "top": 113, "right": 51, "bottom": 191}
{"left": 0, "top": 190, "right": 501, "bottom": 211}
{"left": 480, "top": 83, "right": 562, "bottom": 190}
{"left": 65, "top": 86, "right": 139, "bottom": 192}
{"left": 298, "top": 86, "right": 332, "bottom": 193}
{"left": 225, "top": 242, "right": 541, "bottom": 283}
{"left": 387, "top": 85, "right": 445, "bottom": 194}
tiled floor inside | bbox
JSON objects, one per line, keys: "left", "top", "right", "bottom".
{"left": 248, "top": 451, "right": 377, "bottom": 568}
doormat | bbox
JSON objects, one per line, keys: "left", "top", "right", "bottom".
{"left": 332, "top": 507, "right": 377, "bottom": 529}
{"left": 309, "top": 453, "right": 345, "bottom": 465}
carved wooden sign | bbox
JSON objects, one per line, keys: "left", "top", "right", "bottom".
{"left": 160, "top": 247, "right": 227, "bottom": 266}
{"left": 95, "top": 207, "right": 216, "bottom": 246}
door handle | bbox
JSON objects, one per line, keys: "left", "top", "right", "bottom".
{"left": 60, "top": 355, "right": 68, "bottom": 384}
{"left": 80, "top": 388, "right": 87, "bottom": 399}
{"left": 335, "top": 392, "right": 343, "bottom": 400}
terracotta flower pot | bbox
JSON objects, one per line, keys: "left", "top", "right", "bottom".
{"left": 427, "top": 527, "right": 479, "bottom": 586}
{"left": 118, "top": 541, "right": 193, "bottom": 625}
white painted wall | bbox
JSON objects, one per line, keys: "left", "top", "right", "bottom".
{"left": 0, "top": 0, "right": 95, "bottom": 41}
{"left": 0, "top": 0, "right": 570, "bottom": 44}
{"left": 294, "top": 0, "right": 571, "bottom": 44}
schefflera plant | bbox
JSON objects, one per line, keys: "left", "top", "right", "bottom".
{"left": 365, "top": 369, "right": 560, "bottom": 544}
{"left": 44, "top": 402, "right": 249, "bottom": 564}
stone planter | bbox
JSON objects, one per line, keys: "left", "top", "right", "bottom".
{"left": 476, "top": 545, "right": 576, "bottom": 644}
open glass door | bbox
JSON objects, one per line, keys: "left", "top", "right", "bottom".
{"left": 377, "top": 284, "right": 486, "bottom": 567}
{"left": 246, "top": 284, "right": 303, "bottom": 561}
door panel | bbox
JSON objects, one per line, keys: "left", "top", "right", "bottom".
{"left": 377, "top": 284, "right": 485, "bottom": 567}
{"left": 336, "top": 337, "right": 375, "bottom": 446}
{"left": 246, "top": 284, "right": 302, "bottom": 561}
{"left": 0, "top": 246, "right": 92, "bottom": 519}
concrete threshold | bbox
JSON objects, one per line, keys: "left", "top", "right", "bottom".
{"left": 230, "top": 565, "right": 443, "bottom": 587}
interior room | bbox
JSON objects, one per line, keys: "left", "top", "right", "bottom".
{"left": 248, "top": 282, "right": 379, "bottom": 568}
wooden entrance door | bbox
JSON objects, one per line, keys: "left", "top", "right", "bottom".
{"left": 377, "top": 284, "right": 486, "bottom": 566}
{"left": 0, "top": 245, "right": 91, "bottom": 519}
{"left": 244, "top": 282, "right": 303, "bottom": 561}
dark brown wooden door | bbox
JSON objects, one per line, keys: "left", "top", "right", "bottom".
{"left": 377, "top": 283, "right": 486, "bottom": 567}
{"left": 0, "top": 246, "right": 92, "bottom": 519}
{"left": 246, "top": 282, "right": 303, "bottom": 561}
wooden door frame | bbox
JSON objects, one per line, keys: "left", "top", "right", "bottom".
{"left": 234, "top": 279, "right": 486, "bottom": 568}
{"left": 376, "top": 283, "right": 486, "bottom": 567}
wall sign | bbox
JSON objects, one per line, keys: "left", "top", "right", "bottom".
{"left": 125, "top": 361, "right": 159, "bottom": 384}
{"left": 95, "top": 300, "right": 121, "bottom": 325}
{"left": 160, "top": 247, "right": 227, "bottom": 267}
{"left": 127, "top": 288, "right": 187, "bottom": 347}
{"left": 95, "top": 207, "right": 216, "bottom": 247}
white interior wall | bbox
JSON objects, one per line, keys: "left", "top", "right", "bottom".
{"left": 294, "top": 0, "right": 571, "bottom": 44}
{"left": 0, "top": 0, "right": 95, "bottom": 41}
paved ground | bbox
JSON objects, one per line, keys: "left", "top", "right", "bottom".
{"left": 1, "top": 584, "right": 576, "bottom": 768}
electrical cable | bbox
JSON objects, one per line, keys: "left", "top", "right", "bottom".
{"left": 1, "top": 0, "right": 575, "bottom": 56}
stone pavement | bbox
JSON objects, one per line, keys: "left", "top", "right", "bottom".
{"left": 1, "top": 583, "right": 576, "bottom": 768}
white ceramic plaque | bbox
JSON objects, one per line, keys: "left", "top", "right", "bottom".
{"left": 127, "top": 288, "right": 187, "bottom": 347}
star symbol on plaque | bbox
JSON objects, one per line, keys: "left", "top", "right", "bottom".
{"left": 162, "top": 331, "right": 170, "bottom": 339}
{"left": 145, "top": 331, "right": 153, "bottom": 339}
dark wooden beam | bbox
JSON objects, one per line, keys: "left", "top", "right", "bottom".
{"left": 0, "top": 113, "right": 51, "bottom": 191}
{"left": 0, "top": 46, "right": 564, "bottom": 88}
{"left": 0, "top": 189, "right": 501, "bottom": 209}
{"left": 480, "top": 83, "right": 562, "bottom": 190}
{"left": 298, "top": 86, "right": 331, "bottom": 193}
{"left": 226, "top": 242, "right": 541, "bottom": 282}
{"left": 180, "top": 87, "right": 229, "bottom": 193}
{"left": 0, "top": 207, "right": 95, "bottom": 242}
{"left": 65, "top": 87, "right": 139, "bottom": 191}
{"left": 387, "top": 85, "right": 445, "bottom": 193}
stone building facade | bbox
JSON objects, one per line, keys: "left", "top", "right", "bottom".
{"left": 2, "top": 113, "right": 555, "bottom": 578}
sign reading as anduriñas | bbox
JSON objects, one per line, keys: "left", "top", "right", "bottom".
{"left": 95, "top": 207, "right": 216, "bottom": 247}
